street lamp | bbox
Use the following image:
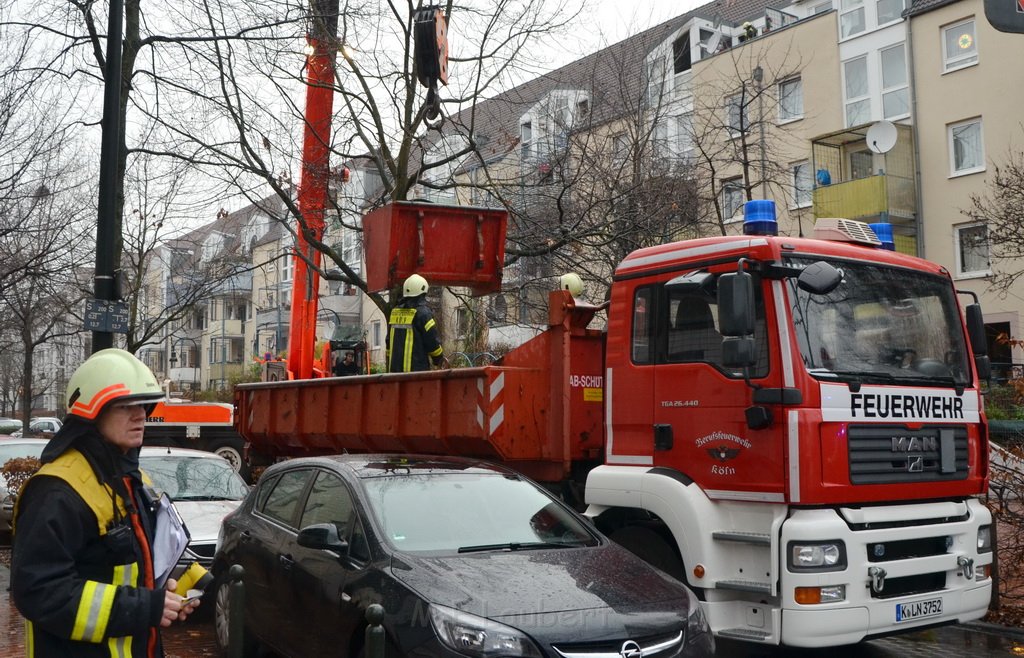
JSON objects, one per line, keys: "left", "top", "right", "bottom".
{"left": 752, "top": 65, "right": 767, "bottom": 198}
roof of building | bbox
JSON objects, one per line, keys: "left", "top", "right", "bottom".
{"left": 905, "top": 0, "right": 962, "bottom": 17}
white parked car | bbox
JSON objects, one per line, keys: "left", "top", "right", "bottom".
{"left": 139, "top": 446, "right": 249, "bottom": 569}
{"left": 10, "top": 416, "right": 63, "bottom": 438}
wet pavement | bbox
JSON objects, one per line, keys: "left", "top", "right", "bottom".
{"left": 0, "top": 561, "right": 1019, "bottom": 656}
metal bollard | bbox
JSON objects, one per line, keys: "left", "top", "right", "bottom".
{"left": 227, "top": 564, "right": 245, "bottom": 658}
{"left": 364, "top": 603, "right": 386, "bottom": 658}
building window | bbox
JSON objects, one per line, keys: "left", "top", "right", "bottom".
{"left": 675, "top": 113, "right": 694, "bottom": 168}
{"left": 943, "top": 19, "right": 978, "bottom": 72}
{"left": 722, "top": 177, "right": 744, "bottom": 219}
{"left": 880, "top": 44, "right": 909, "bottom": 119}
{"left": 843, "top": 56, "right": 870, "bottom": 127}
{"left": 778, "top": 77, "right": 803, "bottom": 122}
{"left": 955, "top": 223, "right": 990, "bottom": 277}
{"left": 850, "top": 149, "right": 874, "bottom": 179}
{"left": 877, "top": 0, "right": 905, "bottom": 24}
{"left": 372, "top": 320, "right": 382, "bottom": 348}
{"left": 839, "top": 0, "right": 865, "bottom": 37}
{"left": 791, "top": 161, "right": 812, "bottom": 208}
{"left": 520, "top": 120, "right": 532, "bottom": 160}
{"left": 811, "top": 1, "right": 833, "bottom": 14}
{"left": 673, "top": 34, "right": 692, "bottom": 74}
{"left": 726, "top": 93, "right": 748, "bottom": 136}
{"left": 647, "top": 56, "right": 667, "bottom": 106}
{"left": 613, "top": 132, "right": 630, "bottom": 167}
{"left": 280, "top": 249, "right": 293, "bottom": 282}
{"left": 948, "top": 118, "right": 984, "bottom": 176}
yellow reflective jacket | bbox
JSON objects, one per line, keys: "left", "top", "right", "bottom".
{"left": 12, "top": 444, "right": 164, "bottom": 658}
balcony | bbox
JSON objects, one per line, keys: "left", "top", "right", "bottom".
{"left": 811, "top": 122, "right": 918, "bottom": 254}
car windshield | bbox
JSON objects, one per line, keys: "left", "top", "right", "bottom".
{"left": 361, "top": 472, "right": 598, "bottom": 554}
{"left": 141, "top": 455, "right": 249, "bottom": 501}
{"left": 787, "top": 256, "right": 971, "bottom": 386}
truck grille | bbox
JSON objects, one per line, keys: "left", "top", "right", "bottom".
{"left": 848, "top": 425, "right": 968, "bottom": 484}
{"left": 868, "top": 535, "right": 950, "bottom": 562}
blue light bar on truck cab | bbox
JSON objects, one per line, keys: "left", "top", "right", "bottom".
{"left": 743, "top": 200, "right": 778, "bottom": 236}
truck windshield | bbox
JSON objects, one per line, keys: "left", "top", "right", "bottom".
{"left": 786, "top": 257, "right": 971, "bottom": 387}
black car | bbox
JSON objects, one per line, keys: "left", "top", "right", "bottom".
{"left": 213, "top": 455, "right": 714, "bottom": 658}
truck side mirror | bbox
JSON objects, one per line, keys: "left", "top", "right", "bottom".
{"left": 797, "top": 261, "right": 843, "bottom": 295}
{"left": 718, "top": 271, "right": 755, "bottom": 337}
{"left": 965, "top": 303, "right": 987, "bottom": 356}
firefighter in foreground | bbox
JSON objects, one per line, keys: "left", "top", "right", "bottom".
{"left": 12, "top": 349, "right": 197, "bottom": 657}
{"left": 387, "top": 273, "right": 444, "bottom": 372}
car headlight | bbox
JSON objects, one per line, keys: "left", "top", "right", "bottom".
{"left": 788, "top": 540, "right": 846, "bottom": 571}
{"left": 428, "top": 603, "right": 542, "bottom": 658}
{"left": 977, "top": 525, "right": 992, "bottom": 553}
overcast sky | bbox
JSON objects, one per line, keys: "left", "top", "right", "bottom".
{"left": 547, "top": 0, "right": 706, "bottom": 69}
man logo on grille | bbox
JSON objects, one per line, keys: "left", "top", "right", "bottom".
{"left": 908, "top": 455, "right": 924, "bottom": 472}
{"left": 619, "top": 640, "right": 644, "bottom": 658}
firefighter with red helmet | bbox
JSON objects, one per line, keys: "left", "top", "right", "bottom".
{"left": 387, "top": 274, "right": 444, "bottom": 372}
{"left": 12, "top": 349, "right": 197, "bottom": 657}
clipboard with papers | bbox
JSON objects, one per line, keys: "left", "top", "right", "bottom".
{"left": 153, "top": 494, "right": 191, "bottom": 589}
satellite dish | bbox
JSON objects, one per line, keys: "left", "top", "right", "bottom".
{"left": 701, "top": 31, "right": 722, "bottom": 53}
{"left": 866, "top": 121, "right": 898, "bottom": 154}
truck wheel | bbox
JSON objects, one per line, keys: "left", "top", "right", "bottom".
{"left": 210, "top": 440, "right": 251, "bottom": 481}
{"left": 609, "top": 525, "right": 686, "bottom": 582}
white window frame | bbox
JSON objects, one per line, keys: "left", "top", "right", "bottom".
{"left": 520, "top": 120, "right": 533, "bottom": 160}
{"left": 722, "top": 177, "right": 745, "bottom": 220}
{"left": 726, "top": 93, "right": 748, "bottom": 137}
{"left": 953, "top": 222, "right": 990, "bottom": 278}
{"left": 372, "top": 320, "right": 382, "bottom": 348}
{"left": 842, "top": 56, "right": 871, "bottom": 128}
{"left": 280, "top": 248, "right": 294, "bottom": 283}
{"left": 839, "top": 0, "right": 866, "bottom": 38}
{"left": 942, "top": 18, "right": 978, "bottom": 73}
{"left": 791, "top": 161, "right": 813, "bottom": 208}
{"left": 880, "top": 43, "right": 910, "bottom": 120}
{"left": 778, "top": 77, "right": 804, "bottom": 123}
{"left": 876, "top": 0, "right": 906, "bottom": 25}
{"left": 947, "top": 118, "right": 985, "bottom": 177}
{"left": 811, "top": 1, "right": 833, "bottom": 14}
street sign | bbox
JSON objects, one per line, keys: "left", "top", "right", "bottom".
{"left": 84, "top": 299, "right": 130, "bottom": 334}
{"left": 84, "top": 299, "right": 110, "bottom": 332}
{"left": 108, "top": 301, "right": 130, "bottom": 333}
{"left": 984, "top": 0, "right": 1024, "bottom": 32}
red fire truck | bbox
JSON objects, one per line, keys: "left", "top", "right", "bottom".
{"left": 235, "top": 201, "right": 993, "bottom": 647}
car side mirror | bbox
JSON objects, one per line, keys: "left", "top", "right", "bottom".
{"left": 297, "top": 523, "right": 349, "bottom": 554}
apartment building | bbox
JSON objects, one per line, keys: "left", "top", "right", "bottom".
{"left": 414, "top": 0, "right": 1019, "bottom": 364}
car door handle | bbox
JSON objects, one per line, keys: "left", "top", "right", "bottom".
{"left": 279, "top": 553, "right": 295, "bottom": 569}
{"left": 239, "top": 530, "right": 252, "bottom": 543}
{"left": 341, "top": 590, "right": 352, "bottom": 603}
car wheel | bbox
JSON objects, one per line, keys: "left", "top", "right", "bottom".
{"left": 609, "top": 524, "right": 686, "bottom": 581}
{"left": 214, "top": 574, "right": 258, "bottom": 657}
{"left": 209, "top": 440, "right": 251, "bottom": 481}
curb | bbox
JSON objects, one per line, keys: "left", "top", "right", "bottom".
{"left": 962, "top": 620, "right": 1024, "bottom": 640}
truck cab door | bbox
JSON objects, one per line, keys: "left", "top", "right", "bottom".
{"left": 651, "top": 273, "right": 784, "bottom": 494}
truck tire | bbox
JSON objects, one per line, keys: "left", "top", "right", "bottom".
{"left": 209, "top": 440, "right": 250, "bottom": 481}
{"left": 609, "top": 525, "right": 686, "bottom": 582}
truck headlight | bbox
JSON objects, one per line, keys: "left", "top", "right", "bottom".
{"left": 788, "top": 540, "right": 846, "bottom": 571}
{"left": 978, "top": 525, "right": 992, "bottom": 553}
{"left": 428, "top": 603, "right": 542, "bottom": 658}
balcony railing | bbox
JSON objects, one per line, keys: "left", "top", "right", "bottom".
{"left": 812, "top": 173, "right": 916, "bottom": 222}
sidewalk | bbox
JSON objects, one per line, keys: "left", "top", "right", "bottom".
{"left": 0, "top": 565, "right": 219, "bottom": 657}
